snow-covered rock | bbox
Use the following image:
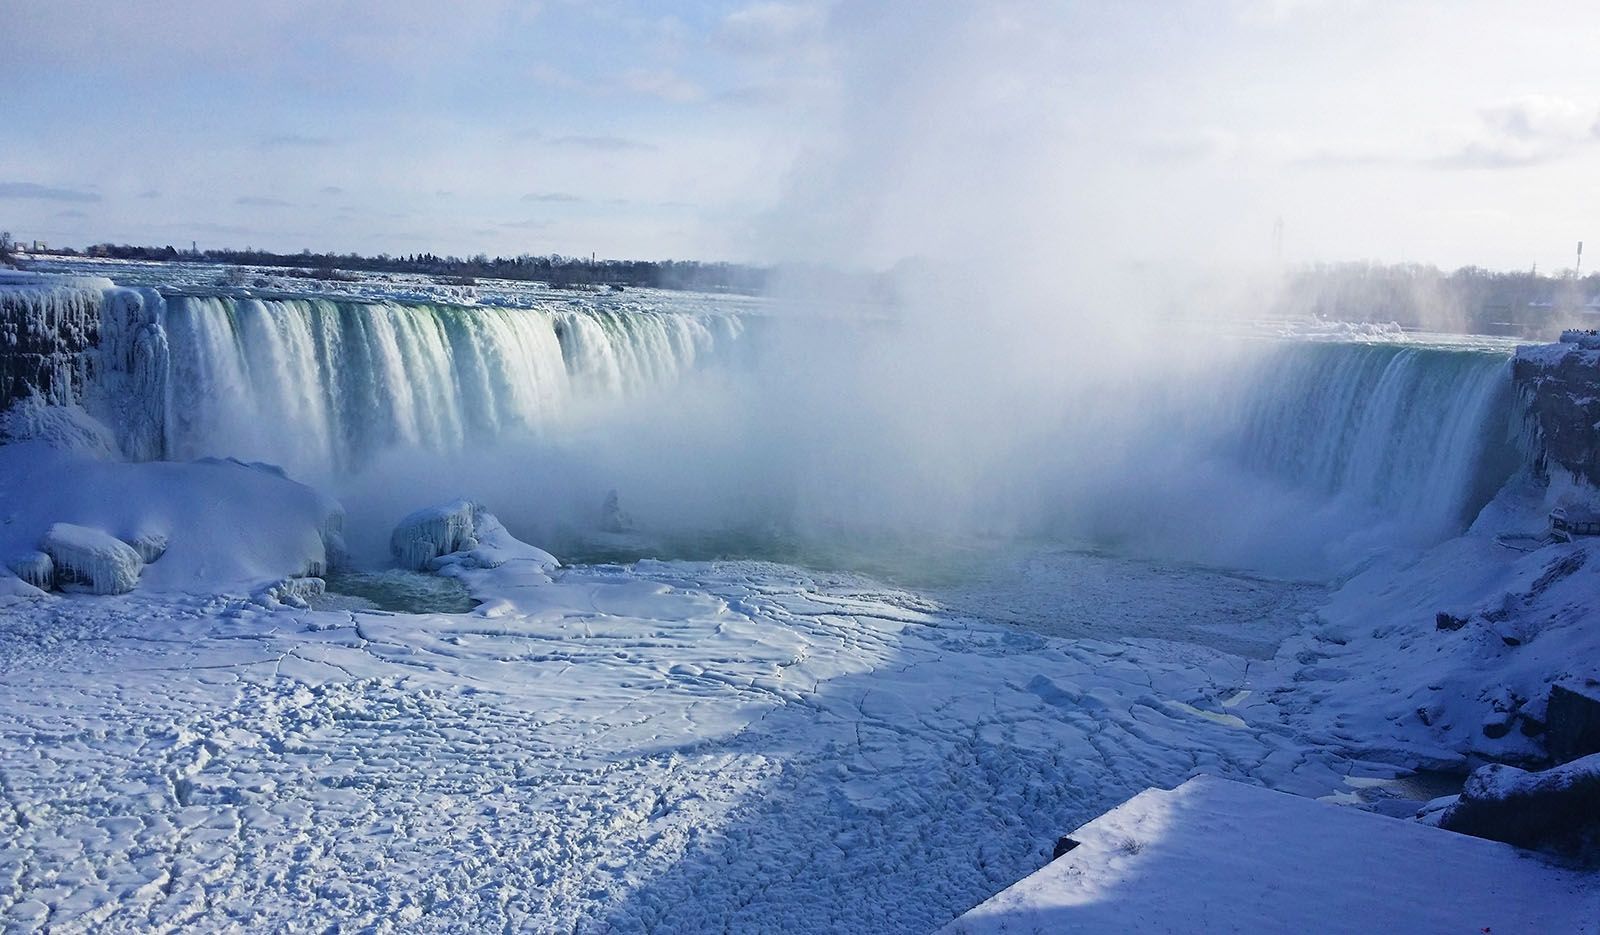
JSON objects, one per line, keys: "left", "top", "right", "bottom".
{"left": 391, "top": 499, "right": 557, "bottom": 572}
{"left": 41, "top": 522, "right": 143, "bottom": 594}
{"left": 1269, "top": 532, "right": 1600, "bottom": 767}
{"left": 391, "top": 499, "right": 481, "bottom": 570}
{"left": 1437, "top": 752, "right": 1600, "bottom": 853}
{"left": 253, "top": 575, "right": 326, "bottom": 609}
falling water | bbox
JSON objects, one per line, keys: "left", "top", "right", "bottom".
{"left": 159, "top": 295, "right": 742, "bottom": 477}
{"left": 1223, "top": 340, "right": 1516, "bottom": 542}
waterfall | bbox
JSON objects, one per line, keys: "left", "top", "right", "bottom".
{"left": 1223, "top": 340, "right": 1516, "bottom": 542}
{"left": 158, "top": 295, "right": 739, "bottom": 477}
{"left": 1, "top": 271, "right": 1525, "bottom": 565}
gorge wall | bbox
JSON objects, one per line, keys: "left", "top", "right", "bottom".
{"left": 1514, "top": 331, "right": 1600, "bottom": 488}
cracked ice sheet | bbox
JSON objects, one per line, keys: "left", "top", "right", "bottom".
{"left": 3, "top": 557, "right": 1366, "bottom": 933}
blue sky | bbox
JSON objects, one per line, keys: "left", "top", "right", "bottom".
{"left": 3, "top": 1, "right": 1599, "bottom": 270}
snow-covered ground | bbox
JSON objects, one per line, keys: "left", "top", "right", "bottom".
{"left": 7, "top": 492, "right": 1592, "bottom": 930}
{"left": 0, "top": 515, "right": 1438, "bottom": 932}
{"left": 947, "top": 776, "right": 1599, "bottom": 933}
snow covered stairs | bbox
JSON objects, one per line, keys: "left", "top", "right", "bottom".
{"left": 945, "top": 776, "right": 1599, "bottom": 934}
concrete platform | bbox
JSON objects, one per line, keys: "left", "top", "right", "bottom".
{"left": 945, "top": 776, "right": 1599, "bottom": 934}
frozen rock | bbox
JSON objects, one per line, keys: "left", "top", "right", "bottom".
{"left": 1438, "top": 752, "right": 1600, "bottom": 854}
{"left": 254, "top": 575, "right": 326, "bottom": 610}
{"left": 41, "top": 522, "right": 142, "bottom": 594}
{"left": 7, "top": 550, "right": 53, "bottom": 590}
{"left": 1481, "top": 710, "right": 1514, "bottom": 740}
{"left": 391, "top": 499, "right": 482, "bottom": 570}
{"left": 600, "top": 489, "right": 634, "bottom": 533}
{"left": 391, "top": 499, "right": 558, "bottom": 573}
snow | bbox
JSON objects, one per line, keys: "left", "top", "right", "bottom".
{"left": 1461, "top": 750, "right": 1600, "bottom": 801}
{"left": 1254, "top": 526, "right": 1600, "bottom": 768}
{"left": 0, "top": 443, "right": 343, "bottom": 592}
{"left": 945, "top": 775, "right": 1599, "bottom": 934}
{"left": 5, "top": 498, "right": 1589, "bottom": 929}
{"left": 0, "top": 526, "right": 1433, "bottom": 930}
{"left": 0, "top": 397, "right": 120, "bottom": 459}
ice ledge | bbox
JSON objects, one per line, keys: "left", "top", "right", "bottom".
{"left": 944, "top": 776, "right": 1598, "bottom": 934}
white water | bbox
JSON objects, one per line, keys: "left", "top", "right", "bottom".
{"left": 158, "top": 295, "right": 741, "bottom": 477}
{"left": 1223, "top": 341, "right": 1515, "bottom": 543}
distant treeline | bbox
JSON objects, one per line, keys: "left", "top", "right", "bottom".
{"left": 1274, "top": 262, "right": 1600, "bottom": 336}
{"left": 39, "top": 241, "right": 771, "bottom": 294}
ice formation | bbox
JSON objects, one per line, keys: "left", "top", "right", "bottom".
{"left": 5, "top": 550, "right": 53, "bottom": 590}
{"left": 125, "top": 530, "right": 168, "bottom": 564}
{"left": 391, "top": 499, "right": 558, "bottom": 571}
{"left": 41, "top": 522, "right": 143, "bottom": 594}
{"left": 391, "top": 499, "right": 482, "bottom": 570}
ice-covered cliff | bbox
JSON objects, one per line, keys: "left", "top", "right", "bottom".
{"left": 1514, "top": 330, "right": 1600, "bottom": 488}
{"left": 0, "top": 271, "right": 742, "bottom": 473}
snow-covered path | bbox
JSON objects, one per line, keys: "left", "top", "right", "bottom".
{"left": 0, "top": 559, "right": 1401, "bottom": 932}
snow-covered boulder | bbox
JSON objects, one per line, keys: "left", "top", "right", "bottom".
{"left": 391, "top": 499, "right": 481, "bottom": 570}
{"left": 390, "top": 499, "right": 558, "bottom": 572}
{"left": 6, "top": 551, "right": 53, "bottom": 590}
{"left": 41, "top": 522, "right": 143, "bottom": 594}
{"left": 1437, "top": 752, "right": 1600, "bottom": 854}
{"left": 254, "top": 575, "right": 326, "bottom": 610}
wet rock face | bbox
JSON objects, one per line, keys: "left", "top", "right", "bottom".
{"left": 1513, "top": 333, "right": 1600, "bottom": 486}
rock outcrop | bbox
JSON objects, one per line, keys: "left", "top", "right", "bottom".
{"left": 1513, "top": 331, "right": 1600, "bottom": 486}
{"left": 0, "top": 273, "right": 168, "bottom": 460}
{"left": 1437, "top": 752, "right": 1600, "bottom": 855}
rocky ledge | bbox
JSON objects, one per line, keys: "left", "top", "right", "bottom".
{"left": 1513, "top": 330, "right": 1600, "bottom": 486}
